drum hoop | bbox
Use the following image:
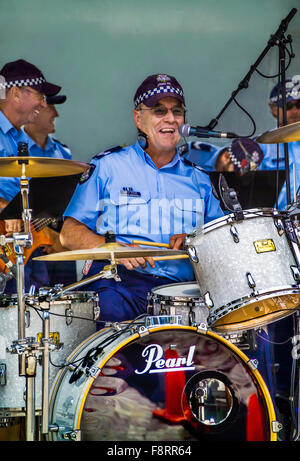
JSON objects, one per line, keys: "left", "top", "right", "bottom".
{"left": 208, "top": 284, "right": 300, "bottom": 323}
{"left": 54, "top": 324, "right": 277, "bottom": 440}
{"left": 201, "top": 207, "right": 276, "bottom": 234}
{"left": 151, "top": 282, "right": 201, "bottom": 303}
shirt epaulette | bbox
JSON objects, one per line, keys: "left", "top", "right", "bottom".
{"left": 190, "top": 141, "right": 214, "bottom": 152}
{"left": 53, "top": 138, "right": 69, "bottom": 149}
{"left": 92, "top": 145, "right": 124, "bottom": 160}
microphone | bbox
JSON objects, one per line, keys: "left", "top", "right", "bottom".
{"left": 179, "top": 124, "right": 238, "bottom": 139}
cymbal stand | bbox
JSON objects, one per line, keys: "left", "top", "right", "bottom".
{"left": 4, "top": 161, "right": 38, "bottom": 440}
{"left": 49, "top": 262, "right": 121, "bottom": 300}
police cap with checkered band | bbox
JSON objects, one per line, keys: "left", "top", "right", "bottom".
{"left": 0, "top": 59, "right": 61, "bottom": 96}
{"left": 134, "top": 74, "right": 185, "bottom": 108}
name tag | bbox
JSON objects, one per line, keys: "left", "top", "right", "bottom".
{"left": 120, "top": 187, "right": 141, "bottom": 197}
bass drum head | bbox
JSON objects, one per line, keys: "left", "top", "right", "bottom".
{"left": 50, "top": 326, "right": 277, "bottom": 441}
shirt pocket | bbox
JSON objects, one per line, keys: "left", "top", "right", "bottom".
{"left": 172, "top": 196, "right": 204, "bottom": 234}
{"left": 104, "top": 189, "right": 151, "bottom": 235}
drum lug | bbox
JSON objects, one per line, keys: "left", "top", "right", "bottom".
{"left": 247, "top": 358, "right": 258, "bottom": 370}
{"left": 204, "top": 292, "right": 214, "bottom": 308}
{"left": 197, "top": 323, "right": 207, "bottom": 333}
{"left": 230, "top": 225, "right": 239, "bottom": 243}
{"left": 62, "top": 430, "right": 81, "bottom": 441}
{"left": 291, "top": 265, "right": 300, "bottom": 283}
{"left": 246, "top": 272, "right": 256, "bottom": 289}
{"left": 272, "top": 421, "right": 283, "bottom": 433}
{"left": 65, "top": 307, "right": 73, "bottom": 326}
{"left": 86, "top": 366, "right": 101, "bottom": 379}
{"left": 138, "top": 325, "right": 150, "bottom": 337}
{"left": 274, "top": 217, "right": 285, "bottom": 236}
{"left": 0, "top": 363, "right": 6, "bottom": 385}
{"left": 187, "top": 247, "right": 198, "bottom": 263}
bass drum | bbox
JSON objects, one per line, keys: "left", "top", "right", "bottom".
{"left": 48, "top": 322, "right": 278, "bottom": 441}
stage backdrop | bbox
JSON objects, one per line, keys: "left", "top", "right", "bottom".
{"left": 0, "top": 0, "right": 299, "bottom": 162}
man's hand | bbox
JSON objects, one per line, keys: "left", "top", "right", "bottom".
{"left": 169, "top": 233, "right": 187, "bottom": 250}
{"left": 4, "top": 219, "right": 23, "bottom": 235}
{"left": 117, "top": 242, "right": 155, "bottom": 271}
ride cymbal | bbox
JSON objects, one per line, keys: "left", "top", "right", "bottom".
{"left": 33, "top": 246, "right": 186, "bottom": 261}
{"left": 0, "top": 156, "right": 89, "bottom": 177}
{"left": 256, "top": 121, "right": 300, "bottom": 144}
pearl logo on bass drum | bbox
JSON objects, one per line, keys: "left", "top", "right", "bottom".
{"left": 135, "top": 343, "right": 196, "bottom": 375}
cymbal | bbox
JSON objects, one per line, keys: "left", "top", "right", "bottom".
{"left": 0, "top": 156, "right": 89, "bottom": 177}
{"left": 256, "top": 121, "right": 300, "bottom": 144}
{"left": 33, "top": 246, "right": 186, "bottom": 261}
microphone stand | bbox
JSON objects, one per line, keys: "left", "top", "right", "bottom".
{"left": 204, "top": 8, "right": 297, "bottom": 207}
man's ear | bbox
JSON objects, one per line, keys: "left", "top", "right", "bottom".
{"left": 269, "top": 103, "right": 278, "bottom": 119}
{"left": 133, "top": 108, "right": 142, "bottom": 130}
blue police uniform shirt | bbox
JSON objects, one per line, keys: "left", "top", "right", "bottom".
{"left": 0, "top": 110, "right": 71, "bottom": 201}
{"left": 258, "top": 138, "right": 300, "bottom": 209}
{"left": 64, "top": 141, "right": 224, "bottom": 282}
{"left": 179, "top": 141, "right": 220, "bottom": 171}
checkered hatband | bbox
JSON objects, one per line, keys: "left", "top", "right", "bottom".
{"left": 0, "top": 76, "right": 46, "bottom": 90}
{"left": 134, "top": 85, "right": 184, "bottom": 107}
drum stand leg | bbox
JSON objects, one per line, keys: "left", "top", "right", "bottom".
{"left": 25, "top": 356, "right": 37, "bottom": 441}
{"left": 292, "top": 311, "right": 300, "bottom": 441}
{"left": 40, "top": 302, "right": 50, "bottom": 436}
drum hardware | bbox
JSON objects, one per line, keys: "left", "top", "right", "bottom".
{"left": 0, "top": 363, "right": 6, "bottom": 385}
{"left": 219, "top": 173, "right": 244, "bottom": 221}
{"left": 145, "top": 315, "right": 182, "bottom": 327}
{"left": 230, "top": 225, "right": 239, "bottom": 243}
{"left": 186, "top": 209, "right": 300, "bottom": 332}
{"left": 246, "top": 272, "right": 256, "bottom": 290}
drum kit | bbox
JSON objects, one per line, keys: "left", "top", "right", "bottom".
{"left": 0, "top": 122, "right": 300, "bottom": 442}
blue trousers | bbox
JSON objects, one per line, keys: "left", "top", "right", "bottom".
{"left": 78, "top": 261, "right": 173, "bottom": 328}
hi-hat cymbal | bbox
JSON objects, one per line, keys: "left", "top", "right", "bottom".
{"left": 0, "top": 156, "right": 89, "bottom": 177}
{"left": 256, "top": 121, "right": 300, "bottom": 144}
{"left": 33, "top": 246, "right": 186, "bottom": 261}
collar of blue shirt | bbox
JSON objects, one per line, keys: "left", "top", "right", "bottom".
{"left": 134, "top": 140, "right": 181, "bottom": 169}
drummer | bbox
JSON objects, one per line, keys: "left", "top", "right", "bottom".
{"left": 60, "top": 73, "right": 223, "bottom": 324}
{"left": 0, "top": 58, "right": 66, "bottom": 291}
{"left": 257, "top": 75, "right": 300, "bottom": 208}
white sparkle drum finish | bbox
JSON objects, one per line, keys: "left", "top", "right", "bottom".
{"left": 48, "top": 321, "right": 278, "bottom": 442}
{"left": 0, "top": 291, "right": 99, "bottom": 415}
{"left": 147, "top": 282, "right": 209, "bottom": 326}
{"left": 185, "top": 209, "right": 300, "bottom": 332}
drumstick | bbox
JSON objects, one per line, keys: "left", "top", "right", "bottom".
{"left": 132, "top": 239, "right": 171, "bottom": 248}
{"left": 153, "top": 255, "right": 189, "bottom": 261}
{"left": 131, "top": 239, "right": 189, "bottom": 260}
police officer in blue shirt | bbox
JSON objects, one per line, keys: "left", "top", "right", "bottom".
{"left": 258, "top": 75, "right": 300, "bottom": 209}
{"left": 257, "top": 76, "right": 300, "bottom": 432}
{"left": 24, "top": 93, "right": 71, "bottom": 159}
{"left": 61, "top": 73, "right": 224, "bottom": 324}
{"left": 23, "top": 93, "right": 76, "bottom": 287}
{"left": 0, "top": 59, "right": 64, "bottom": 292}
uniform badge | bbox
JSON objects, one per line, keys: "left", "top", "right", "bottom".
{"left": 79, "top": 164, "right": 96, "bottom": 185}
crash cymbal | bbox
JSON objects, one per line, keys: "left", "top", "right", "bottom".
{"left": 256, "top": 121, "right": 300, "bottom": 144}
{"left": 0, "top": 156, "right": 89, "bottom": 177}
{"left": 33, "top": 246, "right": 186, "bottom": 261}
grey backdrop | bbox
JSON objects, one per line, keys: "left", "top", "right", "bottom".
{"left": 1, "top": 0, "right": 300, "bottom": 162}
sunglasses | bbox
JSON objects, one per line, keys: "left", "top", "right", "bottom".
{"left": 286, "top": 101, "right": 300, "bottom": 110}
{"left": 138, "top": 106, "right": 186, "bottom": 117}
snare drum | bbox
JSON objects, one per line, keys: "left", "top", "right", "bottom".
{"left": 0, "top": 291, "right": 98, "bottom": 416}
{"left": 185, "top": 209, "right": 300, "bottom": 332}
{"left": 48, "top": 321, "right": 278, "bottom": 441}
{"left": 148, "top": 282, "right": 209, "bottom": 326}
